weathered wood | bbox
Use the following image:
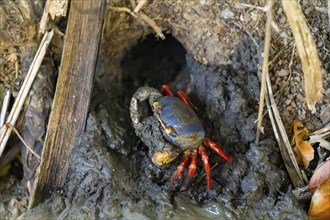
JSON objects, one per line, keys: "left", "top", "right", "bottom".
{"left": 40, "top": 0, "right": 69, "bottom": 33}
{"left": 29, "top": 0, "right": 107, "bottom": 207}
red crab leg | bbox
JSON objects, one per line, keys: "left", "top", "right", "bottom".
{"left": 204, "top": 138, "right": 232, "bottom": 162}
{"left": 182, "top": 149, "right": 198, "bottom": 187}
{"left": 169, "top": 150, "right": 190, "bottom": 191}
{"left": 162, "top": 84, "right": 174, "bottom": 96}
{"left": 177, "top": 90, "right": 193, "bottom": 106}
{"left": 177, "top": 90, "right": 198, "bottom": 110}
{"left": 198, "top": 146, "right": 212, "bottom": 189}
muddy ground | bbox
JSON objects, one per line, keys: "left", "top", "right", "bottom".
{"left": 22, "top": 37, "right": 306, "bottom": 219}
{"left": 0, "top": 0, "right": 329, "bottom": 219}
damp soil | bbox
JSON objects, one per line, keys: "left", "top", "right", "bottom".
{"left": 0, "top": 0, "right": 329, "bottom": 219}
{"left": 22, "top": 36, "right": 307, "bottom": 219}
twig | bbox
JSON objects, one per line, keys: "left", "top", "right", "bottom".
{"left": 268, "top": 46, "right": 287, "bottom": 66}
{"left": 5, "top": 123, "right": 41, "bottom": 161}
{"left": 309, "top": 123, "right": 330, "bottom": 136}
{"left": 265, "top": 70, "right": 304, "bottom": 187}
{"left": 109, "top": 6, "right": 165, "bottom": 40}
{"left": 314, "top": 6, "right": 327, "bottom": 13}
{"left": 308, "top": 125, "right": 330, "bottom": 150}
{"left": 195, "top": 162, "right": 219, "bottom": 186}
{"left": 241, "top": 24, "right": 260, "bottom": 48}
{"left": 0, "top": 30, "right": 54, "bottom": 158}
{"left": 235, "top": 3, "right": 267, "bottom": 11}
{"left": 134, "top": 0, "right": 147, "bottom": 13}
{"left": 0, "top": 89, "right": 11, "bottom": 127}
{"left": 109, "top": 6, "right": 137, "bottom": 17}
{"left": 139, "top": 12, "right": 165, "bottom": 39}
{"left": 256, "top": 0, "right": 274, "bottom": 144}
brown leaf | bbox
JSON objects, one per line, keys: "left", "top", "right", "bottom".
{"left": 308, "top": 160, "right": 330, "bottom": 193}
{"left": 293, "top": 120, "right": 309, "bottom": 139}
{"left": 309, "top": 178, "right": 330, "bottom": 219}
{"left": 293, "top": 120, "right": 314, "bottom": 168}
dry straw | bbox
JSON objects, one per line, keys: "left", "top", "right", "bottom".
{"left": 282, "top": 0, "right": 323, "bottom": 113}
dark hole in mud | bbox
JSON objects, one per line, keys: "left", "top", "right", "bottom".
{"left": 120, "top": 34, "right": 188, "bottom": 123}
{"left": 121, "top": 34, "right": 187, "bottom": 89}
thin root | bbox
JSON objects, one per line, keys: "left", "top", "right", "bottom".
{"left": 109, "top": 6, "right": 165, "bottom": 39}
{"left": 5, "top": 123, "right": 41, "bottom": 161}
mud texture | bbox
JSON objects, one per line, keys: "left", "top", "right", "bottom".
{"left": 23, "top": 36, "right": 306, "bottom": 219}
{"left": 2, "top": 0, "right": 329, "bottom": 218}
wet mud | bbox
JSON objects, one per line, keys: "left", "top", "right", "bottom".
{"left": 23, "top": 36, "right": 307, "bottom": 219}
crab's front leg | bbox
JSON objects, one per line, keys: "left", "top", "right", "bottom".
{"left": 130, "top": 86, "right": 180, "bottom": 167}
{"left": 130, "top": 86, "right": 163, "bottom": 126}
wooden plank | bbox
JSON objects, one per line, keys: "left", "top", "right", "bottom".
{"left": 29, "top": 0, "right": 107, "bottom": 207}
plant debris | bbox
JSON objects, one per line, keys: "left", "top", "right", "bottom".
{"left": 293, "top": 120, "right": 314, "bottom": 168}
{"left": 282, "top": 0, "right": 323, "bottom": 113}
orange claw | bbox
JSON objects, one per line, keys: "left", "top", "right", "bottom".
{"left": 198, "top": 146, "right": 212, "bottom": 189}
{"left": 183, "top": 149, "right": 198, "bottom": 187}
{"left": 169, "top": 150, "right": 190, "bottom": 191}
{"left": 204, "top": 138, "right": 232, "bottom": 162}
{"left": 162, "top": 85, "right": 174, "bottom": 96}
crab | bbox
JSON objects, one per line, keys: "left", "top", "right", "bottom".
{"left": 130, "top": 85, "right": 232, "bottom": 190}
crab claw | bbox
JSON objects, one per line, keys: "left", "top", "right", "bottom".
{"left": 152, "top": 150, "right": 179, "bottom": 167}
{"left": 130, "top": 86, "right": 162, "bottom": 126}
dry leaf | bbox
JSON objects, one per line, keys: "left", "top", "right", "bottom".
{"left": 282, "top": 1, "right": 323, "bottom": 113}
{"left": 309, "top": 178, "right": 330, "bottom": 219}
{"left": 308, "top": 160, "right": 330, "bottom": 193}
{"left": 293, "top": 120, "right": 309, "bottom": 139}
{"left": 293, "top": 120, "right": 314, "bottom": 168}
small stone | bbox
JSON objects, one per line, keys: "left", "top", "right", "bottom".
{"left": 282, "top": 109, "right": 291, "bottom": 119}
{"left": 275, "top": 69, "right": 289, "bottom": 77}
{"left": 320, "top": 105, "right": 330, "bottom": 123}
{"left": 220, "top": 8, "right": 235, "bottom": 19}
{"left": 305, "top": 122, "right": 314, "bottom": 131}
{"left": 290, "top": 87, "right": 297, "bottom": 93}
{"left": 285, "top": 99, "right": 291, "bottom": 106}
{"left": 297, "top": 94, "right": 304, "bottom": 101}
{"left": 297, "top": 109, "right": 306, "bottom": 120}
{"left": 304, "top": 6, "right": 314, "bottom": 15}
{"left": 280, "top": 17, "right": 286, "bottom": 24}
